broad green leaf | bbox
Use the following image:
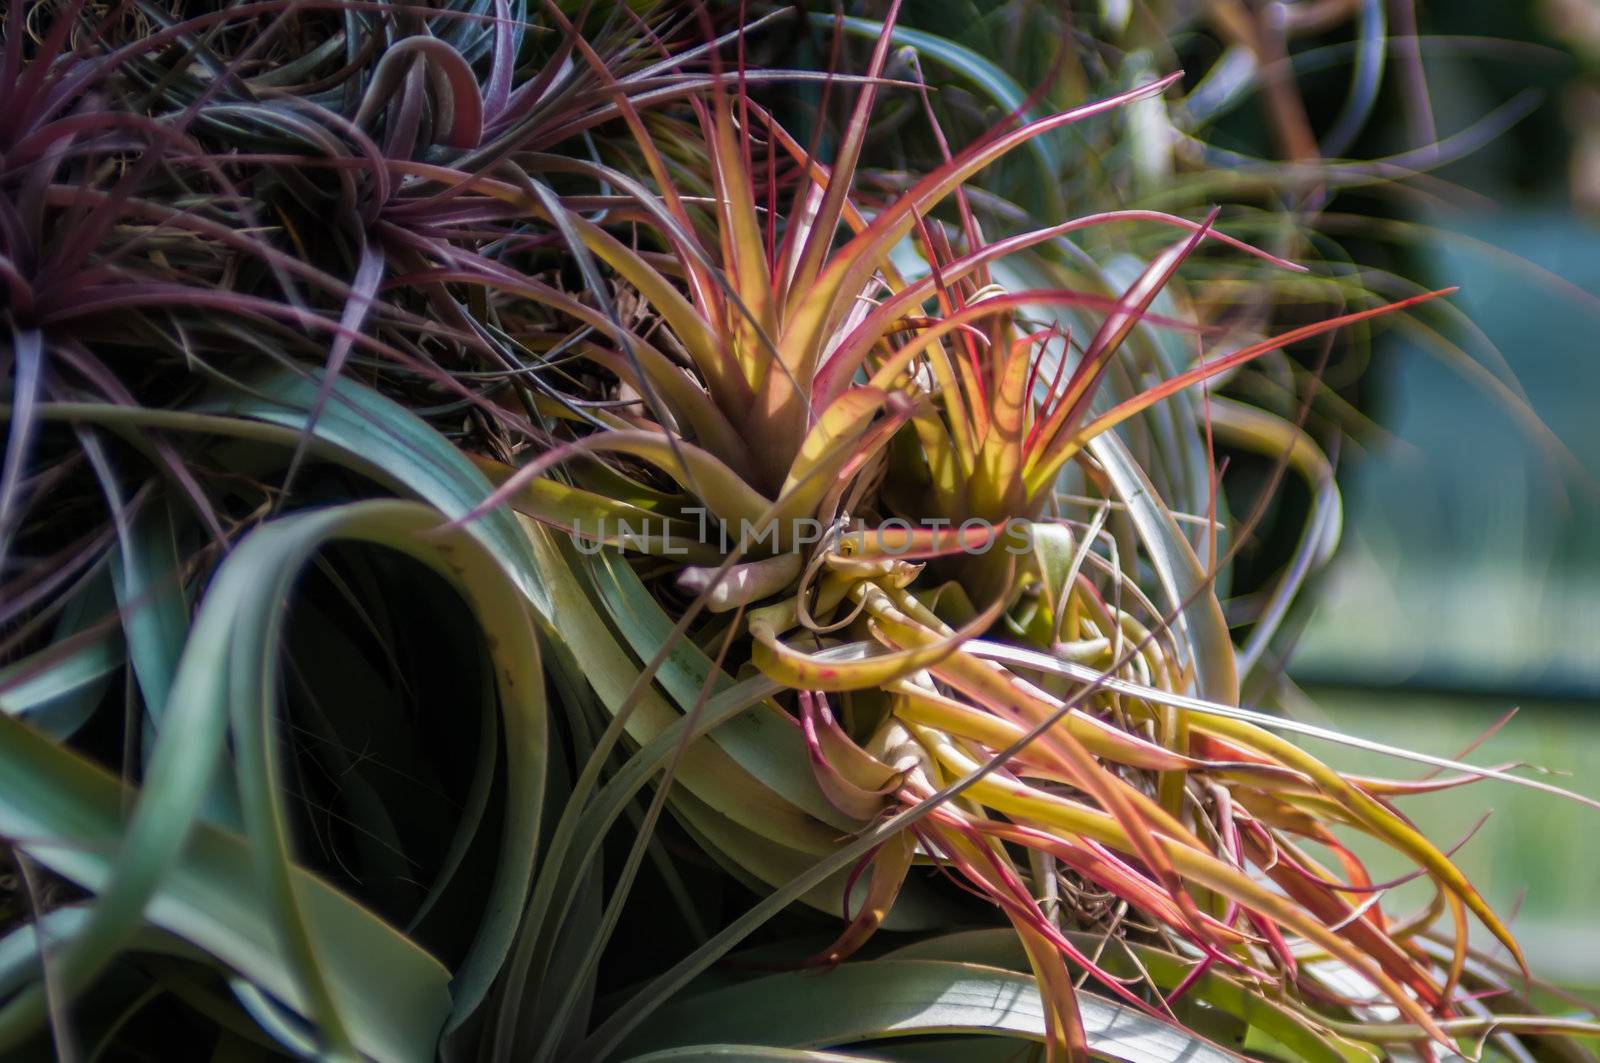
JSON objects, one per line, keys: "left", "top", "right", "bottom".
{"left": 199, "top": 370, "right": 551, "bottom": 618}
{"left": 624, "top": 1048, "right": 880, "bottom": 1062}
{"left": 0, "top": 712, "right": 450, "bottom": 1061}
{"left": 0, "top": 499, "right": 547, "bottom": 1056}
{"left": 888, "top": 930, "right": 1377, "bottom": 1063}
{"left": 45, "top": 371, "right": 549, "bottom": 616}
{"left": 581, "top": 549, "right": 853, "bottom": 832}
{"left": 615, "top": 958, "right": 1242, "bottom": 1063}
{"left": 0, "top": 579, "right": 121, "bottom": 739}
{"left": 525, "top": 523, "right": 840, "bottom": 852}
{"left": 109, "top": 493, "right": 191, "bottom": 742}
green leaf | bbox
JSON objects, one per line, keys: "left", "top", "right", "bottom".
{"left": 200, "top": 370, "right": 551, "bottom": 619}
{"left": 109, "top": 493, "right": 191, "bottom": 732}
{"left": 0, "top": 711, "right": 450, "bottom": 1061}
{"left": 0, "top": 579, "right": 121, "bottom": 739}
{"left": 615, "top": 958, "right": 1242, "bottom": 1063}
{"left": 623, "top": 1048, "right": 883, "bottom": 1062}
{"left": 888, "top": 930, "right": 1377, "bottom": 1063}
{"left": 580, "top": 549, "right": 854, "bottom": 833}
{"left": 0, "top": 499, "right": 547, "bottom": 1057}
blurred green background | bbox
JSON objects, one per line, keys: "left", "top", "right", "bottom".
{"left": 1282, "top": 1, "right": 1600, "bottom": 985}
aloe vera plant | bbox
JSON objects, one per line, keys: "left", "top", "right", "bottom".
{"left": 1, "top": 2, "right": 1596, "bottom": 1062}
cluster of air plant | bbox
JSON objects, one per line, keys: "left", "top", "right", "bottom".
{"left": 809, "top": 0, "right": 1586, "bottom": 705}
{"left": 1, "top": 2, "right": 1596, "bottom": 1062}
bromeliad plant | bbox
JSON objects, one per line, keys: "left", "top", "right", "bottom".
{"left": 815, "top": 0, "right": 1588, "bottom": 699}
{"left": 2, "top": 2, "right": 1598, "bottom": 1062}
{"left": 452, "top": 5, "right": 1590, "bottom": 1061}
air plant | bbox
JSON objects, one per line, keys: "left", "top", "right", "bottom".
{"left": 809, "top": 0, "right": 1592, "bottom": 699}
{"left": 449, "top": 5, "right": 1592, "bottom": 1062}
{"left": 1, "top": 2, "right": 1597, "bottom": 1063}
